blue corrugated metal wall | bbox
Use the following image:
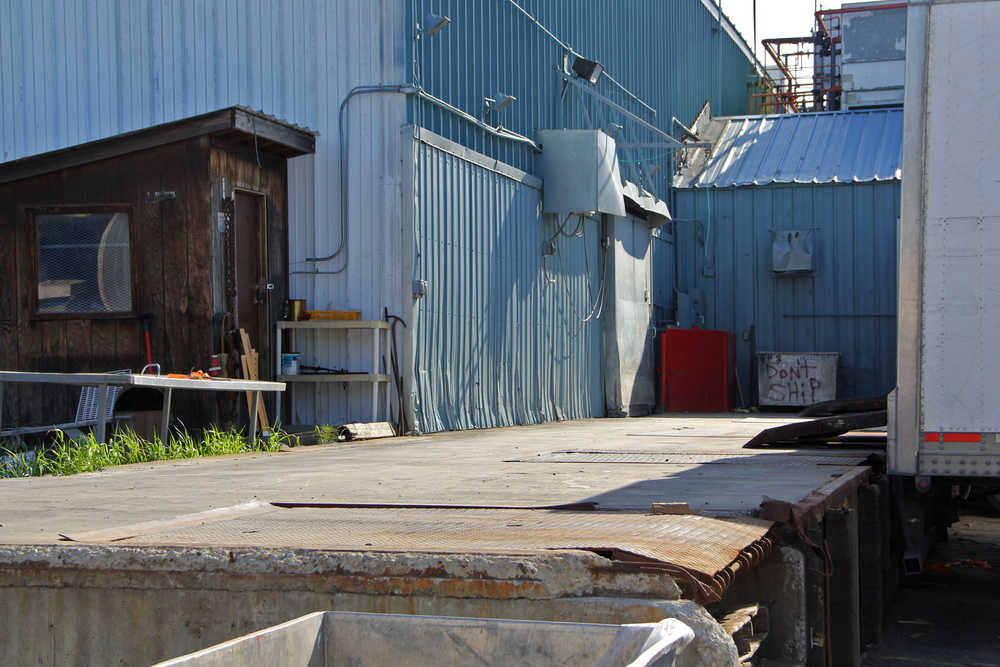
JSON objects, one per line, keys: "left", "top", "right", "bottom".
{"left": 400, "top": 0, "right": 756, "bottom": 428}
{"left": 412, "top": 135, "right": 605, "bottom": 431}
{"left": 398, "top": 0, "right": 757, "bottom": 428}
{"left": 673, "top": 182, "right": 900, "bottom": 402}
{"left": 0, "top": 0, "right": 757, "bottom": 430}
{"left": 0, "top": 0, "right": 329, "bottom": 162}
{"left": 407, "top": 0, "right": 758, "bottom": 181}
{"left": 651, "top": 226, "right": 676, "bottom": 329}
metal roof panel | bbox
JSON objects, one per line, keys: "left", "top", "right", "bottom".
{"left": 683, "top": 108, "right": 902, "bottom": 188}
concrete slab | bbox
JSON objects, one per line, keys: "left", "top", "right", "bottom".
{"left": 0, "top": 414, "right": 874, "bottom": 666}
{"left": 0, "top": 414, "right": 875, "bottom": 544}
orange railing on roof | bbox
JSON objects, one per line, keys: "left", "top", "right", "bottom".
{"left": 755, "top": 2, "right": 906, "bottom": 114}
{"left": 750, "top": 84, "right": 843, "bottom": 115}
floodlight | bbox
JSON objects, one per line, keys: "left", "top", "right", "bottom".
{"left": 493, "top": 93, "right": 517, "bottom": 112}
{"left": 484, "top": 93, "right": 517, "bottom": 116}
{"left": 572, "top": 56, "right": 604, "bottom": 85}
{"left": 423, "top": 13, "right": 451, "bottom": 36}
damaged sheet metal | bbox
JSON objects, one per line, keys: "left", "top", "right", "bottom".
{"left": 65, "top": 504, "right": 773, "bottom": 604}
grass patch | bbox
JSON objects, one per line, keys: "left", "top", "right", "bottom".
{"left": 0, "top": 426, "right": 289, "bottom": 479}
{"left": 314, "top": 424, "right": 342, "bottom": 444}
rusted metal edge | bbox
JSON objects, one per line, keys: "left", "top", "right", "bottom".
{"left": 0, "top": 545, "right": 682, "bottom": 601}
{"left": 759, "top": 466, "right": 871, "bottom": 534}
{"left": 588, "top": 526, "right": 776, "bottom": 605}
{"left": 667, "top": 531, "right": 775, "bottom": 605}
{"left": 56, "top": 502, "right": 772, "bottom": 605}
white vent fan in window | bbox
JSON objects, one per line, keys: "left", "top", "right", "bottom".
{"left": 97, "top": 213, "right": 131, "bottom": 311}
{"left": 772, "top": 230, "right": 814, "bottom": 274}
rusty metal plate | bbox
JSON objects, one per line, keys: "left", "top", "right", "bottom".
{"left": 69, "top": 505, "right": 773, "bottom": 603}
{"left": 508, "top": 451, "right": 870, "bottom": 466}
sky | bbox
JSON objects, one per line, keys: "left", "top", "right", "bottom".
{"left": 721, "top": 0, "right": 843, "bottom": 65}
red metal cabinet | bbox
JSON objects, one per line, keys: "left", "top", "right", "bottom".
{"left": 658, "top": 329, "right": 730, "bottom": 412}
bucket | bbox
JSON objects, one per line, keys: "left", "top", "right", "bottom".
{"left": 286, "top": 299, "right": 307, "bottom": 321}
{"left": 281, "top": 353, "right": 300, "bottom": 376}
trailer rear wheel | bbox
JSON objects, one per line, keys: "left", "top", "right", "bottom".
{"left": 986, "top": 493, "right": 1000, "bottom": 516}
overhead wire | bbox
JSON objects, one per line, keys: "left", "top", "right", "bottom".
{"left": 504, "top": 0, "right": 656, "bottom": 120}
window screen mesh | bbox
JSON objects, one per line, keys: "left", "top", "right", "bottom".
{"left": 36, "top": 212, "right": 132, "bottom": 314}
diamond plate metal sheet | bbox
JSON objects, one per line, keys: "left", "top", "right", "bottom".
{"left": 73, "top": 505, "right": 772, "bottom": 602}
{"left": 509, "top": 451, "right": 870, "bottom": 466}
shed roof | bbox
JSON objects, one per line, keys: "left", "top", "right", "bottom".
{"left": 0, "top": 107, "right": 316, "bottom": 185}
{"left": 674, "top": 108, "right": 902, "bottom": 188}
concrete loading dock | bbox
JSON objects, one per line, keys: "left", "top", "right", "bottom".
{"left": 0, "top": 415, "right": 884, "bottom": 665}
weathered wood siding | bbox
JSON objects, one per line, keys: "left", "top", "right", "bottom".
{"left": 0, "top": 136, "right": 287, "bottom": 429}
{"left": 209, "top": 141, "right": 288, "bottom": 383}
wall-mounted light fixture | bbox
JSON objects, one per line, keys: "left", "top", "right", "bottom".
{"left": 422, "top": 13, "right": 451, "bottom": 36}
{"left": 484, "top": 92, "right": 517, "bottom": 116}
{"left": 572, "top": 56, "right": 604, "bottom": 85}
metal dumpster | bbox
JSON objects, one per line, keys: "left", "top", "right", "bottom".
{"left": 155, "top": 611, "right": 693, "bottom": 667}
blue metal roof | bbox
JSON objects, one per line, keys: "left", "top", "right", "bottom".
{"left": 686, "top": 108, "right": 903, "bottom": 188}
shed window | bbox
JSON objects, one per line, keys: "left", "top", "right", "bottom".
{"left": 33, "top": 210, "right": 133, "bottom": 315}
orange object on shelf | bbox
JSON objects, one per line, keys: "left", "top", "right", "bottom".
{"left": 303, "top": 310, "right": 361, "bottom": 321}
{"left": 166, "top": 370, "right": 211, "bottom": 380}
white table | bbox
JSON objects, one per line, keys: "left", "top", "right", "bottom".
{"left": 0, "top": 371, "right": 285, "bottom": 445}
{"left": 275, "top": 320, "right": 391, "bottom": 424}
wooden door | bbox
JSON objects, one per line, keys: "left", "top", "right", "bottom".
{"left": 234, "top": 191, "right": 267, "bottom": 358}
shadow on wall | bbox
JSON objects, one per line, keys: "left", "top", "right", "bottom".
{"left": 606, "top": 214, "right": 657, "bottom": 416}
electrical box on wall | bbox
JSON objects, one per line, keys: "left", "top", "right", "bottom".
{"left": 772, "top": 230, "right": 814, "bottom": 274}
{"left": 536, "top": 129, "right": 626, "bottom": 217}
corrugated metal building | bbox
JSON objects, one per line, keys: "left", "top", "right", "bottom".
{"left": 671, "top": 108, "right": 903, "bottom": 402}
{"left": 0, "top": 0, "right": 760, "bottom": 431}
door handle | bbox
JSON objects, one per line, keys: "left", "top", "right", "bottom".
{"left": 254, "top": 283, "right": 274, "bottom": 304}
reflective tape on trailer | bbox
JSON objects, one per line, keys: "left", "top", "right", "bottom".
{"left": 923, "top": 432, "right": 983, "bottom": 443}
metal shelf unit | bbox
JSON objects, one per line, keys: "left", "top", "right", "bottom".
{"left": 275, "top": 320, "right": 391, "bottom": 424}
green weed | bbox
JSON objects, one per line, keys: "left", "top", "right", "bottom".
{"left": 0, "top": 425, "right": 287, "bottom": 479}
{"left": 314, "top": 424, "right": 342, "bottom": 444}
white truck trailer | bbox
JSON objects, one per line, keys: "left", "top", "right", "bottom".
{"left": 888, "top": 0, "right": 1000, "bottom": 570}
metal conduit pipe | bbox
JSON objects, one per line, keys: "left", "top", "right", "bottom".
{"left": 304, "top": 84, "right": 417, "bottom": 266}
{"left": 561, "top": 75, "right": 712, "bottom": 149}
{"left": 415, "top": 89, "right": 541, "bottom": 151}
{"left": 671, "top": 116, "right": 703, "bottom": 142}
{"left": 293, "top": 84, "right": 540, "bottom": 275}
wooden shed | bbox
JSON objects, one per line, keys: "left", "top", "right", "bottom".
{"left": 0, "top": 107, "right": 315, "bottom": 429}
